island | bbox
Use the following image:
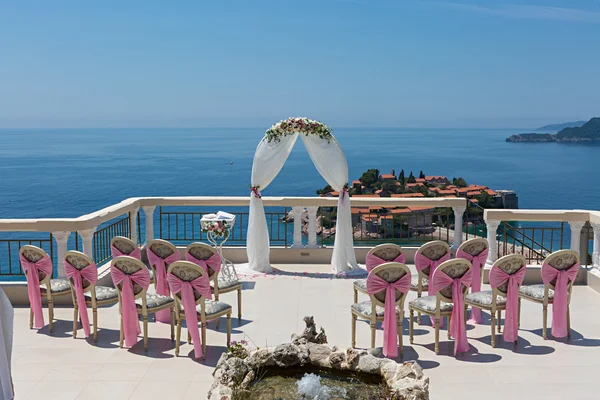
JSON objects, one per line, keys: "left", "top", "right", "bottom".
{"left": 507, "top": 117, "right": 600, "bottom": 143}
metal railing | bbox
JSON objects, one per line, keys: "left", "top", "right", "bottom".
{"left": 91, "top": 215, "right": 131, "bottom": 265}
{"left": 0, "top": 235, "right": 54, "bottom": 277}
{"left": 497, "top": 221, "right": 566, "bottom": 264}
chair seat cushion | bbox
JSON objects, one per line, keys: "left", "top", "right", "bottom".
{"left": 135, "top": 293, "right": 174, "bottom": 310}
{"left": 351, "top": 301, "right": 385, "bottom": 317}
{"left": 410, "top": 275, "right": 429, "bottom": 290}
{"left": 213, "top": 279, "right": 242, "bottom": 291}
{"left": 465, "top": 290, "right": 507, "bottom": 307}
{"left": 520, "top": 284, "right": 554, "bottom": 300}
{"left": 353, "top": 279, "right": 367, "bottom": 291}
{"left": 40, "top": 279, "right": 71, "bottom": 294}
{"left": 409, "top": 295, "right": 453, "bottom": 313}
{"left": 84, "top": 286, "right": 119, "bottom": 302}
{"left": 196, "top": 300, "right": 232, "bottom": 317}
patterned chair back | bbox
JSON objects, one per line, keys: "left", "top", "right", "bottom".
{"left": 368, "top": 243, "right": 404, "bottom": 262}
{"left": 167, "top": 261, "right": 208, "bottom": 305}
{"left": 111, "top": 236, "right": 137, "bottom": 256}
{"left": 435, "top": 259, "right": 472, "bottom": 302}
{"left": 543, "top": 250, "right": 579, "bottom": 289}
{"left": 369, "top": 262, "right": 411, "bottom": 308}
{"left": 64, "top": 250, "right": 96, "bottom": 290}
{"left": 416, "top": 240, "right": 451, "bottom": 277}
{"left": 19, "top": 245, "right": 52, "bottom": 283}
{"left": 491, "top": 254, "right": 526, "bottom": 295}
{"left": 147, "top": 239, "right": 178, "bottom": 260}
{"left": 457, "top": 238, "right": 488, "bottom": 257}
{"left": 185, "top": 242, "right": 218, "bottom": 279}
{"left": 111, "top": 256, "right": 149, "bottom": 298}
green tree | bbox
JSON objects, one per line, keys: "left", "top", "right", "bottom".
{"left": 453, "top": 177, "right": 467, "bottom": 188}
{"left": 316, "top": 184, "right": 334, "bottom": 195}
{"left": 419, "top": 170, "right": 425, "bottom": 179}
{"left": 382, "top": 181, "right": 397, "bottom": 193}
{"left": 475, "top": 191, "right": 496, "bottom": 208}
{"left": 407, "top": 171, "right": 416, "bottom": 184}
{"left": 359, "top": 168, "right": 380, "bottom": 187}
{"left": 399, "top": 169, "right": 405, "bottom": 184}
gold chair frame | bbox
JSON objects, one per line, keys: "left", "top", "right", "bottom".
{"left": 353, "top": 243, "right": 404, "bottom": 303}
{"left": 111, "top": 236, "right": 155, "bottom": 285}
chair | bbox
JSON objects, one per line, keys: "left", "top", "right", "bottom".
{"left": 64, "top": 250, "right": 119, "bottom": 341}
{"left": 519, "top": 250, "right": 580, "bottom": 339}
{"left": 464, "top": 254, "right": 526, "bottom": 347}
{"left": 110, "top": 236, "right": 154, "bottom": 284}
{"left": 409, "top": 258, "right": 472, "bottom": 355}
{"left": 19, "top": 245, "right": 71, "bottom": 333}
{"left": 167, "top": 260, "right": 232, "bottom": 358}
{"left": 352, "top": 244, "right": 405, "bottom": 303}
{"left": 456, "top": 238, "right": 489, "bottom": 324}
{"left": 186, "top": 242, "right": 243, "bottom": 323}
{"left": 111, "top": 256, "right": 175, "bottom": 351}
{"left": 146, "top": 239, "right": 180, "bottom": 323}
{"left": 351, "top": 262, "right": 410, "bottom": 358}
{"left": 411, "top": 241, "right": 451, "bottom": 324}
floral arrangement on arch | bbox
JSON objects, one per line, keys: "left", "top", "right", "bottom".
{"left": 201, "top": 220, "right": 229, "bottom": 238}
{"left": 265, "top": 117, "right": 333, "bottom": 143}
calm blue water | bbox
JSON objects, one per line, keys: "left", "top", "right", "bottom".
{"left": 0, "top": 127, "right": 598, "bottom": 219}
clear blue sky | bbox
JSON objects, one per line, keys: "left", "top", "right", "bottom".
{"left": 1, "top": 0, "right": 599, "bottom": 129}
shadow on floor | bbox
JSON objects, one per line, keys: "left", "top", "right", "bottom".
{"left": 473, "top": 334, "right": 555, "bottom": 355}
{"left": 417, "top": 341, "right": 503, "bottom": 363}
{"left": 525, "top": 328, "right": 600, "bottom": 347}
{"left": 35, "top": 319, "right": 74, "bottom": 338}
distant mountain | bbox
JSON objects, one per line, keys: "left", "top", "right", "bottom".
{"left": 536, "top": 121, "right": 586, "bottom": 131}
{"left": 507, "top": 117, "right": 600, "bottom": 143}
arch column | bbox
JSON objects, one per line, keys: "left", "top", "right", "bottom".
{"left": 291, "top": 206, "right": 305, "bottom": 248}
{"left": 485, "top": 219, "right": 500, "bottom": 268}
{"left": 52, "top": 231, "right": 71, "bottom": 278}
{"left": 307, "top": 206, "right": 319, "bottom": 248}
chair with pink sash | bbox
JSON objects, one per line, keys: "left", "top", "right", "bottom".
{"left": 64, "top": 251, "right": 119, "bottom": 341}
{"left": 145, "top": 239, "right": 180, "bottom": 323}
{"left": 465, "top": 254, "right": 526, "bottom": 347}
{"left": 186, "top": 242, "right": 243, "bottom": 323}
{"left": 110, "top": 236, "right": 155, "bottom": 285}
{"left": 353, "top": 244, "right": 405, "bottom": 303}
{"left": 350, "top": 262, "right": 410, "bottom": 358}
{"left": 519, "top": 250, "right": 580, "bottom": 340}
{"left": 19, "top": 245, "right": 71, "bottom": 334}
{"left": 167, "top": 260, "right": 232, "bottom": 359}
{"left": 409, "top": 258, "right": 472, "bottom": 355}
{"left": 456, "top": 238, "right": 489, "bottom": 325}
{"left": 411, "top": 241, "right": 451, "bottom": 325}
{"left": 111, "top": 256, "right": 175, "bottom": 351}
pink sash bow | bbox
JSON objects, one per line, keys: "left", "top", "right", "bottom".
{"left": 64, "top": 260, "right": 98, "bottom": 338}
{"left": 431, "top": 268, "right": 473, "bottom": 355}
{"left": 185, "top": 252, "right": 221, "bottom": 276}
{"left": 20, "top": 254, "right": 53, "bottom": 329}
{"left": 365, "top": 253, "right": 406, "bottom": 273}
{"left": 147, "top": 248, "right": 180, "bottom": 323}
{"left": 414, "top": 252, "right": 451, "bottom": 296}
{"left": 366, "top": 272, "right": 410, "bottom": 358}
{"left": 167, "top": 273, "right": 212, "bottom": 358}
{"left": 110, "top": 265, "right": 150, "bottom": 347}
{"left": 541, "top": 262, "right": 580, "bottom": 338}
{"left": 110, "top": 244, "right": 142, "bottom": 260}
{"left": 489, "top": 265, "right": 526, "bottom": 342}
{"left": 456, "top": 249, "right": 489, "bottom": 324}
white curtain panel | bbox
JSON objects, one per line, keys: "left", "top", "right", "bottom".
{"left": 247, "top": 133, "right": 299, "bottom": 272}
{"left": 0, "top": 288, "right": 13, "bottom": 400}
{"left": 301, "top": 135, "right": 358, "bottom": 272}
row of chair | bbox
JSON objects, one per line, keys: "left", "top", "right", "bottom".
{"left": 350, "top": 238, "right": 580, "bottom": 357}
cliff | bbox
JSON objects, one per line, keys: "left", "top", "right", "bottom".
{"left": 536, "top": 121, "right": 586, "bottom": 131}
{"left": 507, "top": 117, "right": 600, "bottom": 143}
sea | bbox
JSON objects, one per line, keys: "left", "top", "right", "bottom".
{"left": 0, "top": 127, "right": 598, "bottom": 219}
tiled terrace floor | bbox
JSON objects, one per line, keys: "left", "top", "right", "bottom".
{"left": 9, "top": 264, "right": 600, "bottom": 400}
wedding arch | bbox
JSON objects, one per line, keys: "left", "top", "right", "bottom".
{"left": 247, "top": 117, "right": 358, "bottom": 274}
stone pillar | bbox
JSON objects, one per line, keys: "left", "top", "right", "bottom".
{"left": 79, "top": 228, "right": 96, "bottom": 260}
{"left": 569, "top": 221, "right": 585, "bottom": 254}
{"left": 484, "top": 219, "right": 500, "bottom": 267}
{"left": 129, "top": 208, "right": 139, "bottom": 244}
{"left": 307, "top": 206, "right": 319, "bottom": 249}
{"left": 142, "top": 206, "right": 156, "bottom": 244}
{"left": 291, "top": 206, "right": 305, "bottom": 248}
{"left": 52, "top": 231, "right": 71, "bottom": 278}
{"left": 592, "top": 222, "right": 600, "bottom": 270}
{"left": 452, "top": 206, "right": 466, "bottom": 250}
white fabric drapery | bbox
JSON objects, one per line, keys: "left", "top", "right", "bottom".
{"left": 0, "top": 287, "right": 14, "bottom": 400}
{"left": 247, "top": 131, "right": 357, "bottom": 273}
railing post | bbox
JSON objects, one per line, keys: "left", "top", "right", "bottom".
{"left": 568, "top": 221, "right": 585, "bottom": 254}
{"left": 142, "top": 206, "right": 156, "bottom": 244}
{"left": 129, "top": 208, "right": 139, "bottom": 244}
{"left": 52, "top": 231, "right": 71, "bottom": 278}
{"left": 452, "top": 206, "right": 466, "bottom": 250}
{"left": 307, "top": 206, "right": 319, "bottom": 249}
{"left": 484, "top": 219, "right": 500, "bottom": 267}
{"left": 79, "top": 228, "right": 96, "bottom": 260}
{"left": 291, "top": 206, "right": 305, "bottom": 248}
{"left": 592, "top": 222, "right": 600, "bottom": 270}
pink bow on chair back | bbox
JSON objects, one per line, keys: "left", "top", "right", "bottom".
{"left": 110, "top": 263, "right": 150, "bottom": 347}
{"left": 366, "top": 266, "right": 411, "bottom": 358}
{"left": 19, "top": 253, "right": 53, "bottom": 329}
{"left": 414, "top": 251, "right": 451, "bottom": 296}
{"left": 185, "top": 252, "right": 221, "bottom": 276}
{"left": 430, "top": 265, "right": 473, "bottom": 355}
{"left": 64, "top": 259, "right": 98, "bottom": 338}
{"left": 541, "top": 261, "right": 580, "bottom": 338}
{"left": 489, "top": 263, "right": 526, "bottom": 342}
{"left": 456, "top": 248, "right": 489, "bottom": 324}
{"left": 111, "top": 244, "right": 142, "bottom": 260}
{"left": 167, "top": 271, "right": 212, "bottom": 358}
{"left": 365, "top": 252, "right": 405, "bottom": 273}
{"left": 147, "top": 246, "right": 180, "bottom": 323}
